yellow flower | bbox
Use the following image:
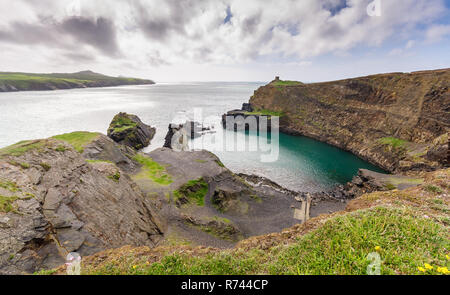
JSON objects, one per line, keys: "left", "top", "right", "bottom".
{"left": 424, "top": 263, "right": 433, "bottom": 270}
{"left": 417, "top": 267, "right": 426, "bottom": 272}
{"left": 437, "top": 267, "right": 449, "bottom": 274}
{"left": 375, "top": 246, "right": 381, "bottom": 251}
{"left": 446, "top": 254, "right": 450, "bottom": 260}
{"left": 132, "top": 265, "right": 137, "bottom": 269}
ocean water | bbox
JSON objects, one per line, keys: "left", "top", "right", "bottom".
{"left": 0, "top": 83, "right": 384, "bottom": 192}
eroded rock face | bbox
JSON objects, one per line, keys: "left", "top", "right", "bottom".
{"left": 107, "top": 113, "right": 156, "bottom": 150}
{"left": 248, "top": 69, "right": 450, "bottom": 172}
{"left": 0, "top": 139, "right": 163, "bottom": 274}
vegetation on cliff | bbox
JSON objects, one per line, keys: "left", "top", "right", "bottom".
{"left": 132, "top": 153, "right": 173, "bottom": 185}
{"left": 0, "top": 70, "right": 154, "bottom": 92}
{"left": 248, "top": 69, "right": 449, "bottom": 172}
{"left": 52, "top": 168, "right": 449, "bottom": 275}
{"left": 52, "top": 132, "right": 100, "bottom": 153}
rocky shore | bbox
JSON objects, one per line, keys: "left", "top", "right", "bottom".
{"left": 1, "top": 67, "right": 449, "bottom": 274}
{"left": 0, "top": 114, "right": 316, "bottom": 274}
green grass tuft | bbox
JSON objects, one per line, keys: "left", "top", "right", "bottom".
{"left": 109, "top": 115, "right": 138, "bottom": 133}
{"left": 0, "top": 195, "right": 18, "bottom": 213}
{"left": 244, "top": 109, "right": 285, "bottom": 117}
{"left": 132, "top": 154, "right": 173, "bottom": 185}
{"left": 272, "top": 80, "right": 303, "bottom": 86}
{"left": 0, "top": 140, "right": 45, "bottom": 157}
{"left": 173, "top": 178, "right": 209, "bottom": 206}
{"left": 378, "top": 137, "right": 407, "bottom": 149}
{"left": 0, "top": 179, "right": 19, "bottom": 192}
{"left": 424, "top": 185, "right": 443, "bottom": 194}
{"left": 52, "top": 132, "right": 99, "bottom": 153}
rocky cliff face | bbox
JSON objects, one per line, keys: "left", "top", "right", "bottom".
{"left": 248, "top": 69, "right": 450, "bottom": 172}
{"left": 0, "top": 136, "right": 163, "bottom": 274}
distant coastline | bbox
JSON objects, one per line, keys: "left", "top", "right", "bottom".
{"left": 0, "top": 70, "right": 154, "bottom": 92}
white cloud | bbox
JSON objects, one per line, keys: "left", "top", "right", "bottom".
{"left": 425, "top": 24, "right": 450, "bottom": 43}
{"left": 0, "top": 0, "right": 448, "bottom": 80}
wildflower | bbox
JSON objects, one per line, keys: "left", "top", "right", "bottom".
{"left": 446, "top": 254, "right": 450, "bottom": 260}
{"left": 132, "top": 265, "right": 137, "bottom": 269}
{"left": 375, "top": 246, "right": 381, "bottom": 251}
{"left": 417, "top": 267, "right": 426, "bottom": 272}
{"left": 437, "top": 267, "right": 449, "bottom": 274}
{"left": 424, "top": 263, "right": 433, "bottom": 270}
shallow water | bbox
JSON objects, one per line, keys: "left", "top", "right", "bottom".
{"left": 0, "top": 82, "right": 384, "bottom": 192}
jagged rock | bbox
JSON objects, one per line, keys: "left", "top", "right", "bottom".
{"left": 0, "top": 138, "right": 163, "bottom": 274}
{"left": 163, "top": 121, "right": 210, "bottom": 150}
{"left": 107, "top": 112, "right": 155, "bottom": 150}
{"left": 242, "top": 103, "right": 253, "bottom": 112}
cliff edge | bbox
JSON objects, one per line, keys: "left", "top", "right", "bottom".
{"left": 248, "top": 69, "right": 450, "bottom": 172}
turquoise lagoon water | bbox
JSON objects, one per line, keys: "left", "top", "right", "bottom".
{"left": 0, "top": 82, "right": 384, "bottom": 192}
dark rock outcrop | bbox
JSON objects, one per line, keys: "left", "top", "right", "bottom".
{"left": 0, "top": 137, "right": 163, "bottom": 274}
{"left": 107, "top": 113, "right": 155, "bottom": 150}
{"left": 163, "top": 121, "right": 210, "bottom": 150}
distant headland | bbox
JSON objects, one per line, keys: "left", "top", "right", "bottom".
{"left": 0, "top": 70, "right": 154, "bottom": 92}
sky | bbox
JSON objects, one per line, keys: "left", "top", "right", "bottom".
{"left": 0, "top": 0, "right": 449, "bottom": 82}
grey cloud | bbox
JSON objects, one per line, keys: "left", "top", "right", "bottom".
{"left": 0, "top": 22, "right": 57, "bottom": 44}
{"left": 0, "top": 16, "right": 120, "bottom": 57}
{"left": 59, "top": 17, "right": 120, "bottom": 56}
{"left": 63, "top": 52, "right": 96, "bottom": 62}
{"left": 137, "top": 0, "right": 207, "bottom": 41}
{"left": 241, "top": 13, "right": 261, "bottom": 36}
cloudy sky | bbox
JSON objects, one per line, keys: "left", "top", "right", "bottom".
{"left": 0, "top": 0, "right": 449, "bottom": 82}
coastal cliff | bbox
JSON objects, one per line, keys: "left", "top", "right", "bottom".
{"left": 0, "top": 70, "right": 154, "bottom": 92}
{"left": 247, "top": 69, "right": 449, "bottom": 172}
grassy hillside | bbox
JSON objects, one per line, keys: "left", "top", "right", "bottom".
{"left": 45, "top": 168, "right": 449, "bottom": 275}
{"left": 0, "top": 70, "right": 154, "bottom": 92}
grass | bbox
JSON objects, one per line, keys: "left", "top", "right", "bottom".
{"left": 271, "top": 80, "right": 303, "bottom": 86}
{"left": 425, "top": 185, "right": 443, "bottom": 194}
{"left": 82, "top": 207, "right": 449, "bottom": 275}
{"left": 0, "top": 71, "right": 153, "bottom": 91}
{"left": 215, "top": 159, "right": 225, "bottom": 168}
{"left": 0, "top": 140, "right": 45, "bottom": 157}
{"left": 109, "top": 115, "right": 137, "bottom": 133}
{"left": 108, "top": 171, "right": 121, "bottom": 183}
{"left": 132, "top": 154, "right": 173, "bottom": 185}
{"left": 52, "top": 131, "right": 99, "bottom": 153}
{"left": 244, "top": 109, "right": 285, "bottom": 117}
{"left": 0, "top": 195, "right": 18, "bottom": 213}
{"left": 378, "top": 137, "right": 407, "bottom": 149}
{"left": 39, "top": 162, "right": 51, "bottom": 171}
{"left": 386, "top": 177, "right": 424, "bottom": 186}
{"left": 173, "top": 178, "right": 209, "bottom": 206}
{"left": 0, "top": 179, "right": 20, "bottom": 192}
